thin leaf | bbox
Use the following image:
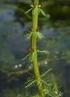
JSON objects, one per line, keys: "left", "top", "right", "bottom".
{"left": 41, "top": 68, "right": 52, "bottom": 78}
{"left": 21, "top": 53, "right": 30, "bottom": 61}
{"left": 38, "top": 50, "right": 49, "bottom": 54}
{"left": 25, "top": 80, "right": 35, "bottom": 88}
{"left": 41, "top": 80, "right": 48, "bottom": 85}
{"left": 25, "top": 8, "right": 32, "bottom": 14}
{"left": 40, "top": 8, "right": 46, "bottom": 17}
{"left": 37, "top": 32, "right": 44, "bottom": 39}
{"left": 26, "top": 33, "right": 32, "bottom": 39}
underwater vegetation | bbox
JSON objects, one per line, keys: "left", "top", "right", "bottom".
{"left": 0, "top": 0, "right": 70, "bottom": 97}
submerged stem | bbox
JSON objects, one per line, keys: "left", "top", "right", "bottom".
{"left": 31, "top": 0, "right": 44, "bottom": 97}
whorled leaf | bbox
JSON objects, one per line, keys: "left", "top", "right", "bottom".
{"left": 25, "top": 8, "right": 32, "bottom": 14}
{"left": 26, "top": 32, "right": 32, "bottom": 39}
{"left": 40, "top": 8, "right": 46, "bottom": 17}
{"left": 39, "top": 8, "right": 50, "bottom": 19}
{"left": 37, "top": 50, "right": 49, "bottom": 54}
{"left": 37, "top": 32, "right": 44, "bottom": 39}
{"left": 25, "top": 80, "right": 35, "bottom": 88}
{"left": 27, "top": 32, "right": 44, "bottom": 40}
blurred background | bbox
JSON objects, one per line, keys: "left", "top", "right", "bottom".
{"left": 0, "top": 0, "right": 70, "bottom": 97}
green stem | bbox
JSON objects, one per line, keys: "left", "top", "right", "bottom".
{"left": 32, "top": 0, "right": 39, "bottom": 5}
{"left": 31, "top": 0, "right": 44, "bottom": 97}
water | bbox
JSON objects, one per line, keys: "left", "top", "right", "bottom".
{"left": 0, "top": 2, "right": 70, "bottom": 97}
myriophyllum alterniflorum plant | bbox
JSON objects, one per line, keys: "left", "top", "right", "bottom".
{"left": 25, "top": 0, "right": 46, "bottom": 97}
{"left": 19, "top": 0, "right": 62, "bottom": 97}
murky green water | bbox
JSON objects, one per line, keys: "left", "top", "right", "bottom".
{"left": 0, "top": 1, "right": 70, "bottom": 97}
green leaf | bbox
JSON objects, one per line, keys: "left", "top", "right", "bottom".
{"left": 37, "top": 32, "right": 44, "bottom": 39}
{"left": 25, "top": 80, "right": 35, "bottom": 88}
{"left": 25, "top": 8, "right": 32, "bottom": 14}
{"left": 21, "top": 53, "right": 30, "bottom": 61}
{"left": 26, "top": 32, "right": 32, "bottom": 39}
{"left": 40, "top": 8, "right": 46, "bottom": 17}
{"left": 41, "top": 68, "right": 52, "bottom": 78}
{"left": 27, "top": 32, "right": 44, "bottom": 40}
{"left": 38, "top": 50, "right": 49, "bottom": 54}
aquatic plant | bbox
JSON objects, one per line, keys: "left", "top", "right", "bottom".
{"left": 0, "top": 0, "right": 64, "bottom": 97}
{"left": 28, "top": 0, "right": 44, "bottom": 97}
{"left": 25, "top": 0, "right": 61, "bottom": 97}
